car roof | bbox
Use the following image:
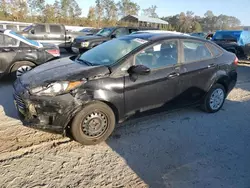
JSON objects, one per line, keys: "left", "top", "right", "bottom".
{"left": 121, "top": 33, "right": 208, "bottom": 42}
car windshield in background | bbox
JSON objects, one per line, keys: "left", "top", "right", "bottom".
{"left": 191, "top": 33, "right": 206, "bottom": 38}
{"left": 213, "top": 31, "right": 241, "bottom": 42}
{"left": 8, "top": 30, "right": 41, "bottom": 47}
{"left": 81, "top": 28, "right": 92, "bottom": 32}
{"left": 96, "top": 28, "right": 114, "bottom": 37}
{"left": 78, "top": 37, "right": 148, "bottom": 66}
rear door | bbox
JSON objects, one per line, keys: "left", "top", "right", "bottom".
{"left": 48, "top": 24, "right": 65, "bottom": 46}
{"left": 0, "top": 34, "right": 19, "bottom": 74}
{"left": 176, "top": 39, "right": 219, "bottom": 104}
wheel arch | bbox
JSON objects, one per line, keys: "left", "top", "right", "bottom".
{"left": 9, "top": 60, "right": 37, "bottom": 73}
{"left": 212, "top": 75, "right": 230, "bottom": 93}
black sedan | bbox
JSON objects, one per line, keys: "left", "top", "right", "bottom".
{"left": 0, "top": 29, "right": 60, "bottom": 79}
{"left": 13, "top": 33, "right": 238, "bottom": 145}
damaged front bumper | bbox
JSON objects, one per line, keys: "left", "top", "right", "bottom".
{"left": 13, "top": 79, "right": 82, "bottom": 135}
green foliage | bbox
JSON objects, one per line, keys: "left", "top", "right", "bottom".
{"left": 142, "top": 5, "right": 158, "bottom": 18}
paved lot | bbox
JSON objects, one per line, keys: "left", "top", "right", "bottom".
{"left": 0, "top": 62, "right": 250, "bottom": 188}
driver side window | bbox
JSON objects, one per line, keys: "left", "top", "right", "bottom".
{"left": 135, "top": 40, "right": 178, "bottom": 70}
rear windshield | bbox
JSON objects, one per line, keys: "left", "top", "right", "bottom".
{"left": 213, "top": 31, "right": 241, "bottom": 42}
{"left": 7, "top": 30, "right": 41, "bottom": 47}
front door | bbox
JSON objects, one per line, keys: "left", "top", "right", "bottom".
{"left": 124, "top": 39, "right": 181, "bottom": 115}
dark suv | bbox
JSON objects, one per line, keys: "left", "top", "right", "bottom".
{"left": 71, "top": 26, "right": 157, "bottom": 53}
{"left": 13, "top": 33, "right": 238, "bottom": 145}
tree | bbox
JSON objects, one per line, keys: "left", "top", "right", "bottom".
{"left": 0, "top": 0, "right": 9, "bottom": 19}
{"left": 86, "top": 6, "right": 96, "bottom": 26}
{"left": 27, "top": 0, "right": 45, "bottom": 15}
{"left": 142, "top": 5, "right": 158, "bottom": 18}
{"left": 117, "top": 0, "right": 140, "bottom": 17}
{"left": 102, "top": 0, "right": 118, "bottom": 21}
{"left": 8, "top": 0, "right": 29, "bottom": 21}
{"left": 193, "top": 22, "right": 202, "bottom": 32}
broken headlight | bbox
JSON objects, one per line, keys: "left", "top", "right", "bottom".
{"left": 30, "top": 80, "right": 86, "bottom": 96}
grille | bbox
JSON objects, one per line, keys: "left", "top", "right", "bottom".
{"left": 14, "top": 92, "right": 26, "bottom": 110}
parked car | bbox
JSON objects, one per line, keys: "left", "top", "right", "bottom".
{"left": 18, "top": 23, "right": 91, "bottom": 53}
{"left": 211, "top": 30, "right": 250, "bottom": 59}
{"left": 13, "top": 33, "right": 238, "bottom": 145}
{"left": 0, "top": 29, "right": 60, "bottom": 79}
{"left": 71, "top": 26, "right": 157, "bottom": 53}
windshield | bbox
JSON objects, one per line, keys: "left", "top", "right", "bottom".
{"left": 78, "top": 37, "right": 148, "bottom": 66}
{"left": 213, "top": 31, "right": 241, "bottom": 41}
{"left": 81, "top": 28, "right": 92, "bottom": 32}
{"left": 8, "top": 30, "right": 41, "bottom": 47}
{"left": 96, "top": 28, "right": 115, "bottom": 37}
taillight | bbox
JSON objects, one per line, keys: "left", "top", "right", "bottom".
{"left": 46, "top": 49, "right": 60, "bottom": 57}
{"left": 234, "top": 56, "right": 238, "bottom": 65}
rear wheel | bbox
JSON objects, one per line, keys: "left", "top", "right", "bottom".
{"left": 201, "top": 83, "right": 226, "bottom": 113}
{"left": 10, "top": 61, "right": 35, "bottom": 79}
{"left": 70, "top": 102, "right": 116, "bottom": 145}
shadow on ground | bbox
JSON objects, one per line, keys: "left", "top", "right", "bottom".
{"left": 107, "top": 97, "right": 250, "bottom": 187}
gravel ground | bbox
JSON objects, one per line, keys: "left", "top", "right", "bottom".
{"left": 0, "top": 64, "right": 250, "bottom": 188}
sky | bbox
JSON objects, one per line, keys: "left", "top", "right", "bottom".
{"left": 46, "top": 0, "right": 250, "bottom": 26}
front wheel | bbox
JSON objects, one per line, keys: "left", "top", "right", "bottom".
{"left": 201, "top": 83, "right": 226, "bottom": 113}
{"left": 10, "top": 61, "right": 35, "bottom": 79}
{"left": 70, "top": 102, "right": 116, "bottom": 145}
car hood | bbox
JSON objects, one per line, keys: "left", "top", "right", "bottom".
{"left": 75, "top": 35, "right": 105, "bottom": 41}
{"left": 20, "top": 56, "right": 110, "bottom": 88}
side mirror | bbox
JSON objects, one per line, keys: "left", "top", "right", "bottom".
{"left": 30, "top": 29, "right": 35, "bottom": 34}
{"left": 128, "top": 64, "right": 150, "bottom": 75}
{"left": 111, "top": 34, "right": 116, "bottom": 39}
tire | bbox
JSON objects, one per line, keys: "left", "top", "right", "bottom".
{"left": 10, "top": 61, "right": 36, "bottom": 79}
{"left": 201, "top": 83, "right": 226, "bottom": 113}
{"left": 70, "top": 102, "right": 116, "bottom": 145}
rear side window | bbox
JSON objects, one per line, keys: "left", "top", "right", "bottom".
{"left": 5, "top": 35, "right": 18, "bottom": 46}
{"left": 35, "top": 24, "right": 46, "bottom": 33}
{"left": 0, "top": 25, "right": 3, "bottom": 29}
{"left": 50, "top": 25, "right": 62, "bottom": 33}
{"left": 207, "top": 43, "right": 222, "bottom": 57}
{"left": 182, "top": 40, "right": 212, "bottom": 63}
{"left": 0, "top": 34, "right": 18, "bottom": 47}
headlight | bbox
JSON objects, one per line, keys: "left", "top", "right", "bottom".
{"left": 30, "top": 80, "right": 86, "bottom": 96}
{"left": 81, "top": 42, "right": 89, "bottom": 47}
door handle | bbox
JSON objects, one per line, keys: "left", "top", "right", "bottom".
{"left": 168, "top": 72, "right": 180, "bottom": 78}
{"left": 208, "top": 63, "right": 216, "bottom": 68}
